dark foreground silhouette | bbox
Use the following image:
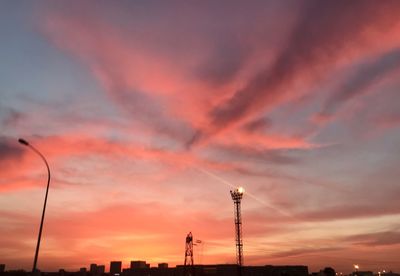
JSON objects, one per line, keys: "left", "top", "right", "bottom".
{"left": 1, "top": 264, "right": 308, "bottom": 276}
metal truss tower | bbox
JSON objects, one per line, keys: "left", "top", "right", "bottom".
{"left": 183, "top": 232, "right": 194, "bottom": 276}
{"left": 230, "top": 187, "right": 244, "bottom": 273}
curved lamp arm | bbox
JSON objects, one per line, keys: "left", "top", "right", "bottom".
{"left": 18, "top": 138, "right": 51, "bottom": 273}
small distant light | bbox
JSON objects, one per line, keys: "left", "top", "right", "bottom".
{"left": 238, "top": 187, "right": 244, "bottom": 194}
{"left": 354, "top": 265, "right": 359, "bottom": 270}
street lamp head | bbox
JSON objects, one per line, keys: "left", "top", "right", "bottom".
{"left": 18, "top": 138, "right": 29, "bottom": 146}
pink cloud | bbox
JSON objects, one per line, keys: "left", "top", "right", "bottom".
{"left": 2, "top": 1, "right": 400, "bottom": 272}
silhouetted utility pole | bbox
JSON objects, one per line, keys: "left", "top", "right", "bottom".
{"left": 18, "top": 138, "right": 51, "bottom": 274}
{"left": 183, "top": 232, "right": 194, "bottom": 276}
{"left": 230, "top": 187, "right": 244, "bottom": 276}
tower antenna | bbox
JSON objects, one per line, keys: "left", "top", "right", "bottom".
{"left": 183, "top": 232, "right": 194, "bottom": 276}
{"left": 230, "top": 187, "right": 244, "bottom": 276}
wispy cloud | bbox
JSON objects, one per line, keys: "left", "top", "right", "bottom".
{"left": 1, "top": 0, "right": 400, "bottom": 272}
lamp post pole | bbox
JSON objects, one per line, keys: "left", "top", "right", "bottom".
{"left": 18, "top": 138, "right": 51, "bottom": 274}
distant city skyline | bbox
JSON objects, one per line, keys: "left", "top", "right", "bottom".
{"left": 1, "top": 261, "right": 399, "bottom": 276}
{"left": 1, "top": 0, "right": 400, "bottom": 274}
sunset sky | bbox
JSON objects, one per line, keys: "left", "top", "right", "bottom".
{"left": 1, "top": 1, "right": 400, "bottom": 273}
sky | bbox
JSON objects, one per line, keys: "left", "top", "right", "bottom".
{"left": 1, "top": 0, "right": 400, "bottom": 273}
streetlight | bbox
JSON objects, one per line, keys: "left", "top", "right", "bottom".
{"left": 18, "top": 138, "right": 51, "bottom": 274}
{"left": 353, "top": 264, "right": 359, "bottom": 276}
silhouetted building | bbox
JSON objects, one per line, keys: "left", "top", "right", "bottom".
{"left": 110, "top": 262, "right": 122, "bottom": 275}
{"left": 2, "top": 270, "right": 27, "bottom": 276}
{"left": 353, "top": 272, "right": 373, "bottom": 276}
{"left": 158, "top": 263, "right": 168, "bottom": 269}
{"left": 380, "top": 272, "right": 400, "bottom": 276}
{"left": 79, "top": 267, "right": 87, "bottom": 275}
{"left": 174, "top": 264, "right": 309, "bottom": 276}
{"left": 97, "top": 265, "right": 105, "bottom": 275}
{"left": 90, "top": 264, "right": 97, "bottom": 274}
{"left": 0, "top": 264, "right": 5, "bottom": 273}
{"left": 269, "top": 265, "right": 308, "bottom": 276}
{"left": 130, "top": 261, "right": 147, "bottom": 269}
